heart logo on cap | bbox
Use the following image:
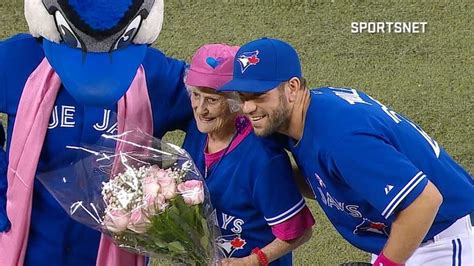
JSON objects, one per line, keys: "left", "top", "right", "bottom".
{"left": 206, "top": 57, "right": 224, "bottom": 69}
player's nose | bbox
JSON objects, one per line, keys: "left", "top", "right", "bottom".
{"left": 242, "top": 100, "right": 257, "bottom": 115}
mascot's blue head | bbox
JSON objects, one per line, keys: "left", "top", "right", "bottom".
{"left": 24, "top": 0, "right": 164, "bottom": 106}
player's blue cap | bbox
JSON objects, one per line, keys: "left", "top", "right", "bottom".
{"left": 218, "top": 37, "right": 301, "bottom": 93}
{"left": 43, "top": 39, "right": 147, "bottom": 107}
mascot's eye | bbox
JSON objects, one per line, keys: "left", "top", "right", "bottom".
{"left": 54, "top": 11, "right": 82, "bottom": 49}
{"left": 112, "top": 15, "right": 142, "bottom": 51}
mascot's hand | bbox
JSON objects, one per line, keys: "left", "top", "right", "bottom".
{"left": 0, "top": 209, "right": 11, "bottom": 233}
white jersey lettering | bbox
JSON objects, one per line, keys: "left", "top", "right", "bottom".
{"left": 94, "top": 109, "right": 112, "bottom": 131}
{"left": 231, "top": 219, "right": 244, "bottom": 234}
{"left": 60, "top": 106, "right": 76, "bottom": 128}
{"left": 221, "top": 213, "right": 234, "bottom": 230}
{"left": 48, "top": 106, "right": 59, "bottom": 129}
{"left": 331, "top": 87, "right": 371, "bottom": 105}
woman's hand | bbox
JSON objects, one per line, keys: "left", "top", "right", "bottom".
{"left": 219, "top": 255, "right": 259, "bottom": 266}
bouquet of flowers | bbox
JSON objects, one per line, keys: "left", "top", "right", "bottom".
{"left": 37, "top": 129, "right": 218, "bottom": 265}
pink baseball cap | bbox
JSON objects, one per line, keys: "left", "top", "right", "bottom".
{"left": 186, "top": 44, "right": 240, "bottom": 90}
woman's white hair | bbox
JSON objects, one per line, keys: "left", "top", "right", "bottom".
{"left": 183, "top": 67, "right": 242, "bottom": 113}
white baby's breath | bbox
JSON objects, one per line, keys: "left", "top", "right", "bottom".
{"left": 102, "top": 165, "right": 187, "bottom": 212}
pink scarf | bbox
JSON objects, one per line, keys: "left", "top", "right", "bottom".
{"left": 0, "top": 58, "right": 149, "bottom": 266}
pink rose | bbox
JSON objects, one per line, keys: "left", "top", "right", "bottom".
{"left": 157, "top": 172, "right": 177, "bottom": 200}
{"left": 177, "top": 180, "right": 205, "bottom": 206}
{"left": 154, "top": 168, "right": 168, "bottom": 179}
{"left": 103, "top": 208, "right": 130, "bottom": 234}
{"left": 144, "top": 193, "right": 167, "bottom": 214}
{"left": 127, "top": 208, "right": 151, "bottom": 234}
{"left": 147, "top": 165, "right": 166, "bottom": 178}
{"left": 142, "top": 175, "right": 161, "bottom": 197}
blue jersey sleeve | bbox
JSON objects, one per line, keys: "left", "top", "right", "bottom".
{"left": 252, "top": 153, "right": 306, "bottom": 226}
{"left": 160, "top": 60, "right": 192, "bottom": 133}
{"left": 0, "top": 40, "right": 6, "bottom": 113}
{"left": 1, "top": 39, "right": 10, "bottom": 230}
{"left": 0, "top": 34, "right": 44, "bottom": 115}
{"left": 328, "top": 131, "right": 429, "bottom": 219}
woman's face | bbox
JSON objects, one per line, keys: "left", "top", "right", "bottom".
{"left": 189, "top": 87, "right": 235, "bottom": 135}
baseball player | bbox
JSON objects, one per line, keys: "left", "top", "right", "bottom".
{"left": 219, "top": 37, "right": 474, "bottom": 265}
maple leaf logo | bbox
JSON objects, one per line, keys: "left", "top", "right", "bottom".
{"left": 237, "top": 50, "right": 260, "bottom": 73}
{"left": 230, "top": 237, "right": 246, "bottom": 249}
{"left": 217, "top": 234, "right": 247, "bottom": 258}
{"left": 247, "top": 55, "right": 260, "bottom": 65}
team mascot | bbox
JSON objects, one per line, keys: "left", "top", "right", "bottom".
{"left": 0, "top": 1, "right": 192, "bottom": 265}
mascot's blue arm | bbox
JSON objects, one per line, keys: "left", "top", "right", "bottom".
{"left": 0, "top": 41, "right": 10, "bottom": 233}
{"left": 0, "top": 35, "right": 44, "bottom": 233}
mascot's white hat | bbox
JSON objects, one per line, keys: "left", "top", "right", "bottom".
{"left": 24, "top": 0, "right": 164, "bottom": 106}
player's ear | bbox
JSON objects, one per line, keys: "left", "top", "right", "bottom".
{"left": 286, "top": 77, "right": 301, "bottom": 102}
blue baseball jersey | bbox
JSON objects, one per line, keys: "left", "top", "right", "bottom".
{"left": 0, "top": 34, "right": 192, "bottom": 266}
{"left": 289, "top": 87, "right": 474, "bottom": 254}
{"left": 183, "top": 121, "right": 306, "bottom": 265}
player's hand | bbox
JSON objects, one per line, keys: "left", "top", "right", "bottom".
{"left": 0, "top": 211, "right": 11, "bottom": 233}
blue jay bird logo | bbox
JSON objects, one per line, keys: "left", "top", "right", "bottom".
{"left": 353, "top": 218, "right": 390, "bottom": 236}
{"left": 216, "top": 234, "right": 247, "bottom": 258}
{"left": 237, "top": 50, "right": 260, "bottom": 73}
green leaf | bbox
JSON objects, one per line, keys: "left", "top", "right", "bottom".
{"left": 200, "top": 215, "right": 210, "bottom": 239}
{"left": 153, "top": 238, "right": 168, "bottom": 249}
{"left": 167, "top": 241, "right": 186, "bottom": 253}
{"left": 200, "top": 235, "right": 209, "bottom": 252}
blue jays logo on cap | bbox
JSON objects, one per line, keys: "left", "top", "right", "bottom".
{"left": 237, "top": 50, "right": 260, "bottom": 73}
{"left": 353, "top": 218, "right": 390, "bottom": 236}
{"left": 218, "top": 38, "right": 302, "bottom": 93}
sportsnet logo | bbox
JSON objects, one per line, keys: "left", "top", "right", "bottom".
{"left": 237, "top": 50, "right": 260, "bottom": 73}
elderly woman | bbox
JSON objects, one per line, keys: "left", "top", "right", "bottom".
{"left": 182, "top": 44, "right": 314, "bottom": 266}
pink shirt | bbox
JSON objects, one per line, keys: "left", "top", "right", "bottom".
{"left": 204, "top": 116, "right": 314, "bottom": 241}
{"left": 204, "top": 119, "right": 253, "bottom": 170}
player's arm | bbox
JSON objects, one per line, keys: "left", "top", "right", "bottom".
{"left": 292, "top": 164, "right": 314, "bottom": 199}
{"left": 264, "top": 137, "right": 314, "bottom": 199}
{"left": 329, "top": 132, "right": 439, "bottom": 264}
{"left": 377, "top": 181, "right": 442, "bottom": 264}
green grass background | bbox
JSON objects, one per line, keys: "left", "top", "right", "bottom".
{"left": 1, "top": 0, "right": 472, "bottom": 265}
